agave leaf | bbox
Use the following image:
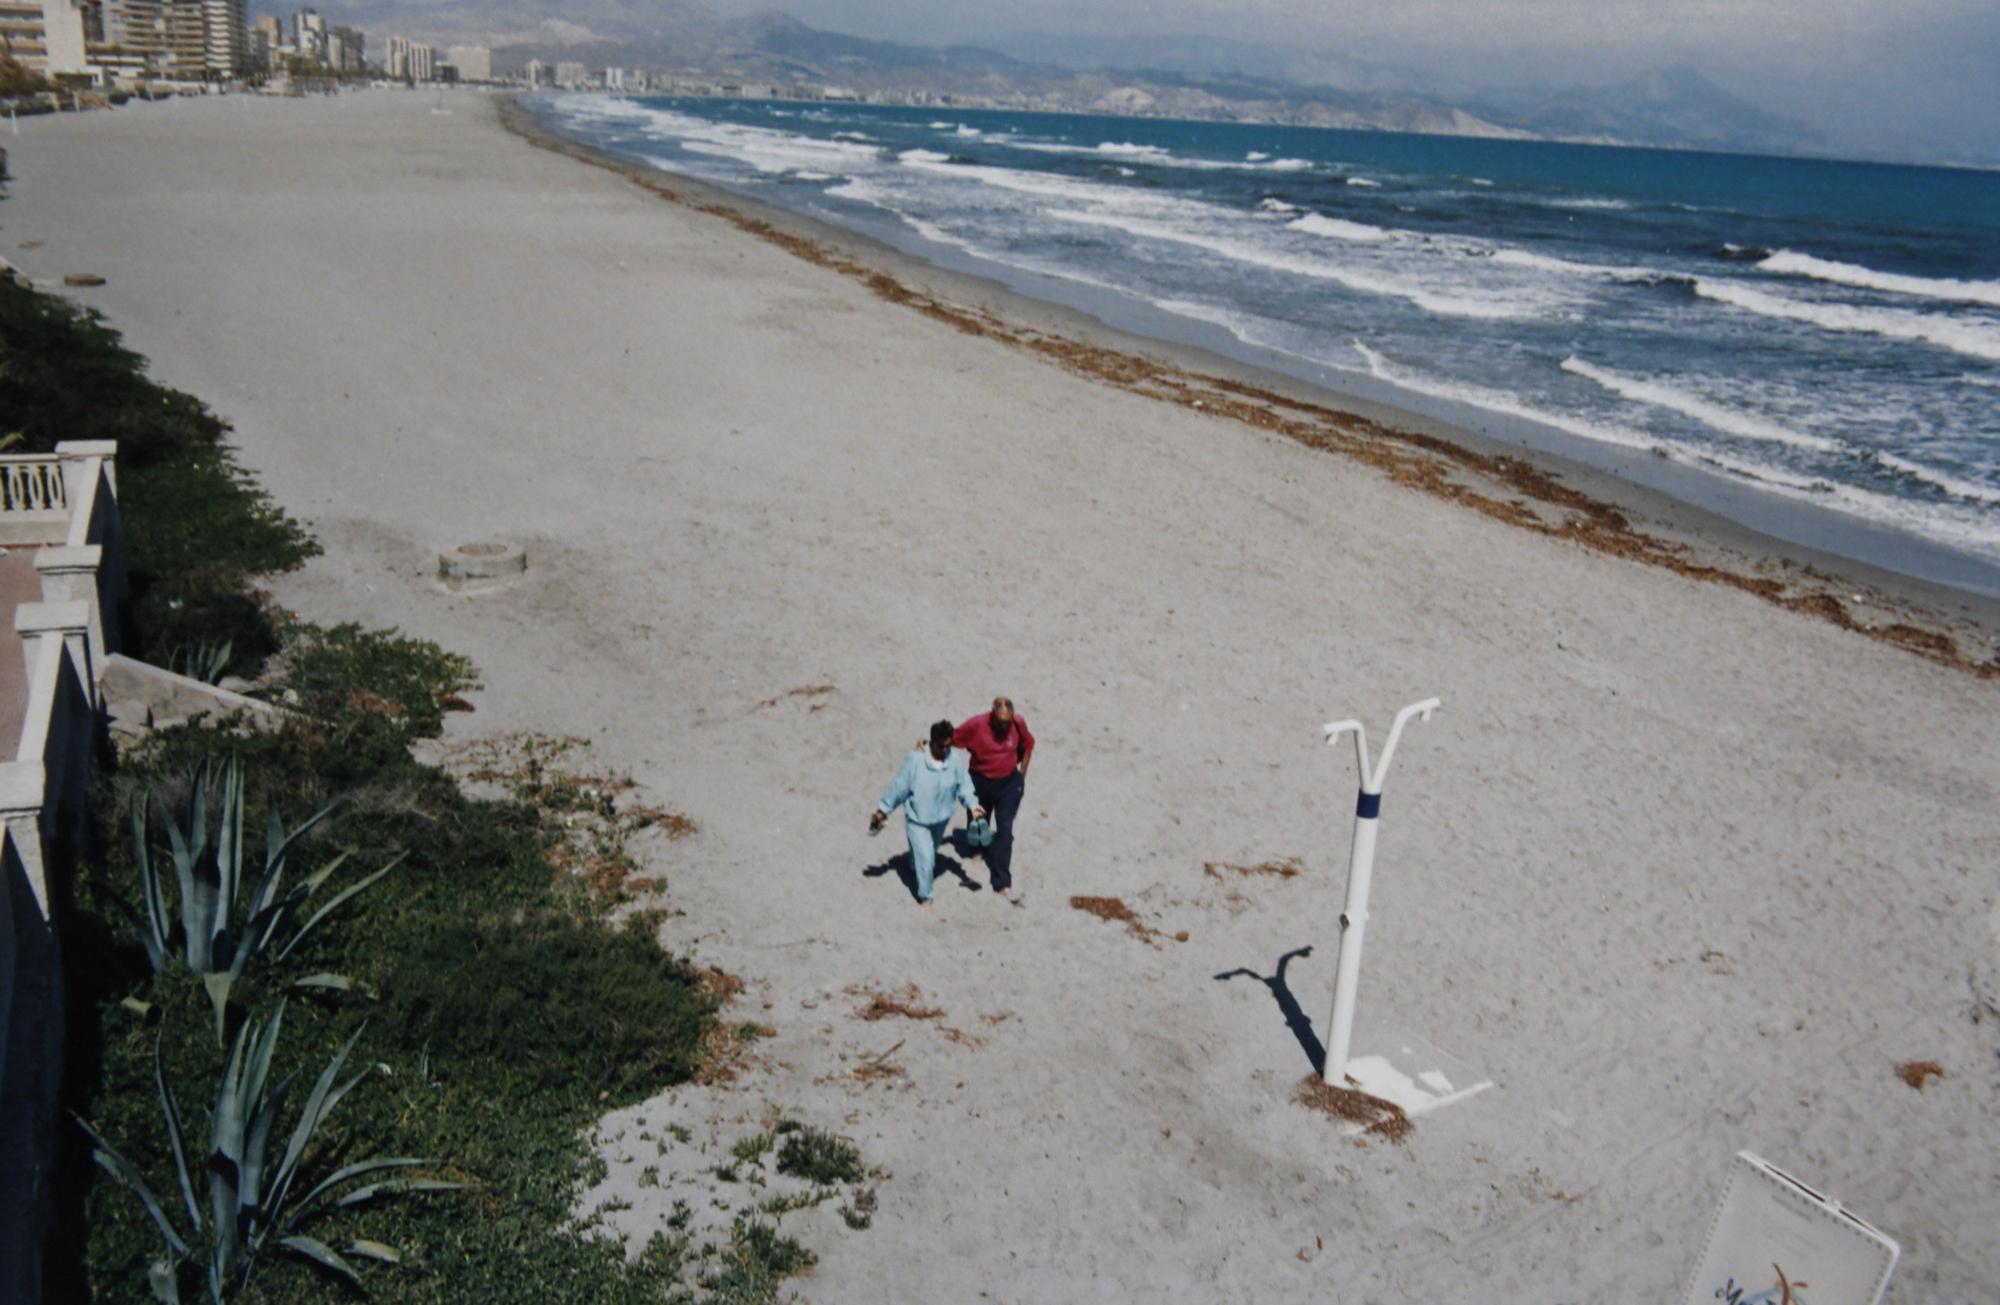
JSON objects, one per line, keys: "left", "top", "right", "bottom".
{"left": 238, "top": 1071, "right": 299, "bottom": 1246}
{"left": 298, "top": 849, "right": 354, "bottom": 897}
{"left": 131, "top": 802, "right": 171, "bottom": 969}
{"left": 208, "top": 1018, "right": 255, "bottom": 1274}
{"left": 267, "top": 1023, "right": 366, "bottom": 1220}
{"left": 345, "top": 1239, "right": 401, "bottom": 1264}
{"left": 201, "top": 973, "right": 233, "bottom": 1046}
{"left": 335, "top": 1177, "right": 465, "bottom": 1207}
{"left": 283, "top": 1158, "right": 430, "bottom": 1229}
{"left": 276, "top": 853, "right": 407, "bottom": 963}
{"left": 95, "top": 881, "right": 165, "bottom": 975}
{"left": 275, "top": 1235, "right": 364, "bottom": 1291}
{"left": 243, "top": 1001, "right": 287, "bottom": 1119}
{"left": 156, "top": 786, "right": 202, "bottom": 970}
{"left": 120, "top": 996, "right": 156, "bottom": 1020}
{"left": 146, "top": 1260, "right": 181, "bottom": 1304}
{"left": 73, "top": 1114, "right": 192, "bottom": 1258}
{"left": 213, "top": 757, "right": 244, "bottom": 963}
{"left": 265, "top": 797, "right": 342, "bottom": 873}
{"left": 182, "top": 868, "right": 218, "bottom": 974}
{"left": 289, "top": 973, "right": 360, "bottom": 994}
{"left": 154, "top": 1037, "right": 202, "bottom": 1231}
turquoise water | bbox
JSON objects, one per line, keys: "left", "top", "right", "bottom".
{"left": 538, "top": 95, "right": 2000, "bottom": 594}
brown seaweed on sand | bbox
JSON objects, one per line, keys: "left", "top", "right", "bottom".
{"left": 1295, "top": 1074, "right": 1413, "bottom": 1144}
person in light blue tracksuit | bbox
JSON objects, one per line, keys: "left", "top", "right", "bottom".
{"left": 869, "top": 719, "right": 985, "bottom": 911}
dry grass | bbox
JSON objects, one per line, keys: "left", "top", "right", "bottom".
{"left": 849, "top": 984, "right": 944, "bottom": 1022}
{"left": 1295, "top": 1074, "right": 1413, "bottom": 1143}
{"left": 755, "top": 683, "right": 838, "bottom": 710}
{"left": 1069, "top": 894, "right": 1166, "bottom": 947}
{"left": 1894, "top": 1059, "right": 1945, "bottom": 1091}
{"left": 504, "top": 101, "right": 1999, "bottom": 683}
{"left": 446, "top": 732, "right": 696, "bottom": 901}
{"left": 1204, "top": 857, "right": 1305, "bottom": 880}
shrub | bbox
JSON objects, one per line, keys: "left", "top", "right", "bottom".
{"left": 371, "top": 913, "right": 713, "bottom": 1108}
{"left": 775, "top": 1127, "right": 864, "bottom": 1186}
{"left": 275, "top": 624, "right": 479, "bottom": 740}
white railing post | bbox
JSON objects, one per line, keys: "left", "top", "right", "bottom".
{"left": 54, "top": 440, "right": 118, "bottom": 499}
{"left": 33, "top": 545, "right": 107, "bottom": 680}
{"left": 0, "top": 765, "right": 50, "bottom": 920}
{"left": 1321, "top": 697, "right": 1440, "bottom": 1083}
{"left": 15, "top": 601, "right": 95, "bottom": 715}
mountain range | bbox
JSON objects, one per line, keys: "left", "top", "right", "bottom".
{"left": 331, "top": 0, "right": 1833, "bottom": 158}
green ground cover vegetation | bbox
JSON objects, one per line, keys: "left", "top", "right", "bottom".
{"left": 0, "top": 277, "right": 835, "bottom": 1299}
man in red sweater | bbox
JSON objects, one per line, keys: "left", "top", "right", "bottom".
{"left": 954, "top": 696, "right": 1035, "bottom": 904}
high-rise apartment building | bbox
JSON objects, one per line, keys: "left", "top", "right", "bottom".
{"left": 522, "top": 57, "right": 546, "bottom": 86}
{"left": 406, "top": 39, "right": 431, "bottom": 81}
{"left": 554, "top": 60, "right": 584, "bottom": 87}
{"left": 291, "top": 5, "right": 318, "bottom": 59}
{"left": 0, "top": 0, "right": 91, "bottom": 75}
{"left": 443, "top": 42, "right": 487, "bottom": 82}
{"left": 327, "top": 23, "right": 360, "bottom": 71}
{"left": 198, "top": 0, "right": 245, "bottom": 77}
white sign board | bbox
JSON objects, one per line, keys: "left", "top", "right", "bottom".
{"left": 1682, "top": 1152, "right": 1898, "bottom": 1305}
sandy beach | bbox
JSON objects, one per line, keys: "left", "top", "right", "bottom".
{"left": 7, "top": 90, "right": 1997, "bottom": 1300}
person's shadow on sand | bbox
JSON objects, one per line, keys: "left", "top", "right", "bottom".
{"left": 864, "top": 848, "right": 982, "bottom": 903}
{"left": 1215, "top": 945, "right": 1324, "bottom": 1075}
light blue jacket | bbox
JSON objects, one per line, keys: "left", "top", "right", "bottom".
{"left": 878, "top": 748, "right": 978, "bottom": 826}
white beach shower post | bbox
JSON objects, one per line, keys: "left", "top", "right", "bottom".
{"left": 1321, "top": 697, "right": 1439, "bottom": 1083}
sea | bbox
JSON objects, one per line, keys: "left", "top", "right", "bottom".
{"left": 534, "top": 94, "right": 2000, "bottom": 596}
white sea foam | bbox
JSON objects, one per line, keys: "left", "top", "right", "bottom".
{"left": 1356, "top": 343, "right": 2000, "bottom": 557}
{"left": 1560, "top": 357, "right": 1844, "bottom": 453}
{"left": 1286, "top": 213, "right": 1397, "bottom": 243}
{"left": 1246, "top": 151, "right": 1270, "bottom": 161}
{"left": 1354, "top": 341, "right": 1667, "bottom": 453}
{"left": 1757, "top": 249, "right": 2000, "bottom": 308}
{"left": 1150, "top": 298, "right": 1361, "bottom": 373}
{"left": 1546, "top": 196, "right": 1632, "bottom": 210}
{"left": 1257, "top": 198, "right": 1300, "bottom": 214}
{"left": 1470, "top": 177, "right": 1495, "bottom": 187}
{"left": 1959, "top": 374, "right": 2000, "bottom": 389}
{"left": 927, "top": 120, "right": 954, "bottom": 128}
{"left": 1872, "top": 453, "right": 2000, "bottom": 505}
{"left": 1346, "top": 177, "right": 1382, "bottom": 188}
{"left": 831, "top": 131, "right": 875, "bottom": 142}
{"left": 1267, "top": 159, "right": 1314, "bottom": 171}
{"left": 955, "top": 125, "right": 983, "bottom": 137}
{"left": 1693, "top": 279, "right": 2000, "bottom": 362}
{"left": 896, "top": 154, "right": 1189, "bottom": 212}
{"left": 793, "top": 170, "right": 833, "bottom": 181}
{"left": 1491, "top": 248, "right": 1667, "bottom": 283}
{"left": 1050, "top": 211, "right": 1539, "bottom": 319}
{"left": 897, "top": 147, "right": 952, "bottom": 163}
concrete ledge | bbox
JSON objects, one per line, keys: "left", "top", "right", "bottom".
{"left": 99, "top": 653, "right": 292, "bottom": 737}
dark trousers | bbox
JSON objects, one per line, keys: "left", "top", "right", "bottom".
{"left": 971, "top": 769, "right": 1025, "bottom": 892}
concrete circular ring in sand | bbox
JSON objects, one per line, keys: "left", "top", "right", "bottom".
{"left": 438, "top": 539, "right": 526, "bottom": 591}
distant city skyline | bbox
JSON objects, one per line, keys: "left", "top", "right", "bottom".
{"left": 701, "top": 0, "right": 1995, "bottom": 164}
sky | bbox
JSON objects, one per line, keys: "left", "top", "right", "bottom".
{"left": 701, "top": 0, "right": 1999, "bottom": 163}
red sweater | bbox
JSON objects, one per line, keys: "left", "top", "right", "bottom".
{"left": 954, "top": 713, "right": 1035, "bottom": 779}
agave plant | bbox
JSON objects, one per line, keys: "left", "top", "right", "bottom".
{"left": 168, "top": 639, "right": 234, "bottom": 685}
{"left": 75, "top": 1003, "right": 462, "bottom": 1303}
{"left": 106, "top": 754, "right": 406, "bottom": 1039}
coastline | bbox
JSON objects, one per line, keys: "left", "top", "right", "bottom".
{"left": 7, "top": 90, "right": 1997, "bottom": 1301}
{"left": 500, "top": 94, "right": 2000, "bottom": 677}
